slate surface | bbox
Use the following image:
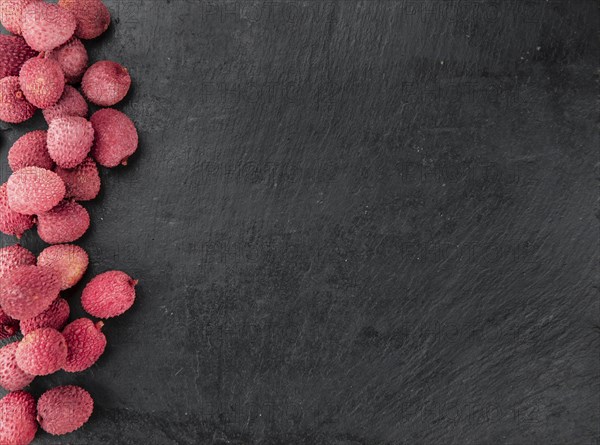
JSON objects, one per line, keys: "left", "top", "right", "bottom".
{"left": 1, "top": 1, "right": 598, "bottom": 444}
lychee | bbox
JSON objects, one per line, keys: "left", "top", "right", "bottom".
{"left": 8, "top": 130, "right": 54, "bottom": 172}
{"left": 37, "top": 385, "right": 93, "bottom": 435}
{"left": 6, "top": 166, "right": 65, "bottom": 215}
{"left": 0, "top": 390, "right": 37, "bottom": 445}
{"left": 18, "top": 57, "right": 65, "bottom": 109}
{"left": 0, "top": 244, "right": 35, "bottom": 278}
{"left": 58, "top": 0, "right": 110, "bottom": 40}
{"left": 0, "top": 265, "right": 60, "bottom": 320}
{"left": 36, "top": 200, "right": 90, "bottom": 244}
{"left": 0, "top": 183, "right": 34, "bottom": 238}
{"left": 82, "top": 270, "right": 137, "bottom": 318}
{"left": 37, "top": 244, "right": 88, "bottom": 289}
{"left": 21, "top": 1, "right": 76, "bottom": 52}
{"left": 54, "top": 156, "right": 100, "bottom": 201}
{"left": 0, "top": 342, "right": 34, "bottom": 391}
{"left": 0, "top": 307, "right": 19, "bottom": 339}
{"left": 91, "top": 108, "right": 138, "bottom": 167}
{"left": 47, "top": 37, "right": 88, "bottom": 84}
{"left": 42, "top": 85, "right": 88, "bottom": 124}
{"left": 16, "top": 327, "right": 67, "bottom": 375}
{"left": 81, "top": 61, "right": 131, "bottom": 106}
{"left": 0, "top": 0, "right": 37, "bottom": 35}
{"left": 0, "top": 35, "right": 37, "bottom": 78}
{"left": 47, "top": 116, "right": 93, "bottom": 168}
{"left": 62, "top": 318, "right": 106, "bottom": 372}
{"left": 20, "top": 297, "right": 70, "bottom": 335}
{"left": 0, "top": 76, "right": 36, "bottom": 124}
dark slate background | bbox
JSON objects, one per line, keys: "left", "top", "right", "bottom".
{"left": 1, "top": 1, "right": 599, "bottom": 444}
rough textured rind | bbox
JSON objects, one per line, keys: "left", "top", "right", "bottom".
{"left": 8, "top": 130, "right": 53, "bottom": 172}
{"left": 0, "top": 390, "right": 37, "bottom": 445}
{"left": 21, "top": 2, "right": 76, "bottom": 52}
{"left": 62, "top": 318, "right": 106, "bottom": 372}
{"left": 0, "top": 265, "right": 60, "bottom": 320}
{"left": 54, "top": 156, "right": 100, "bottom": 201}
{"left": 47, "top": 116, "right": 93, "bottom": 168}
{"left": 0, "top": 307, "right": 19, "bottom": 340}
{"left": 20, "top": 297, "right": 70, "bottom": 335}
{"left": 37, "top": 385, "right": 93, "bottom": 435}
{"left": 0, "top": 245, "right": 35, "bottom": 278}
{"left": 16, "top": 327, "right": 67, "bottom": 375}
{"left": 81, "top": 61, "right": 131, "bottom": 106}
{"left": 0, "top": 76, "right": 35, "bottom": 124}
{"left": 0, "top": 0, "right": 36, "bottom": 35}
{"left": 82, "top": 270, "right": 137, "bottom": 318}
{"left": 57, "top": 0, "right": 110, "bottom": 40}
{"left": 0, "top": 183, "right": 34, "bottom": 238}
{"left": 18, "top": 57, "right": 65, "bottom": 109}
{"left": 36, "top": 200, "right": 90, "bottom": 244}
{"left": 6, "top": 167, "right": 65, "bottom": 215}
{"left": 91, "top": 108, "right": 138, "bottom": 167}
{"left": 47, "top": 37, "right": 88, "bottom": 84}
{"left": 0, "top": 342, "right": 34, "bottom": 391}
{"left": 0, "top": 35, "right": 37, "bottom": 78}
{"left": 37, "top": 244, "right": 88, "bottom": 290}
{"left": 42, "top": 85, "right": 88, "bottom": 124}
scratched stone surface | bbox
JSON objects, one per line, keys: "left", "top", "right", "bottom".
{"left": 0, "top": 1, "right": 598, "bottom": 444}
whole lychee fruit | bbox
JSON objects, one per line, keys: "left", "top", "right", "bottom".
{"left": 54, "top": 156, "right": 100, "bottom": 201}
{"left": 0, "top": 342, "right": 34, "bottom": 391}
{"left": 47, "top": 37, "right": 88, "bottom": 84}
{"left": 18, "top": 57, "right": 65, "bottom": 109}
{"left": 36, "top": 200, "right": 90, "bottom": 244}
{"left": 37, "top": 244, "right": 88, "bottom": 289}
{"left": 81, "top": 270, "right": 137, "bottom": 318}
{"left": 6, "top": 166, "right": 65, "bottom": 215}
{"left": 58, "top": 0, "right": 110, "bottom": 40}
{"left": 0, "top": 265, "right": 60, "bottom": 320}
{"left": 91, "top": 108, "right": 138, "bottom": 167}
{"left": 8, "top": 130, "right": 54, "bottom": 172}
{"left": 21, "top": 1, "right": 76, "bottom": 52}
{"left": 0, "top": 183, "right": 34, "bottom": 238}
{"left": 0, "top": 244, "right": 35, "bottom": 278}
{"left": 0, "top": 35, "right": 37, "bottom": 78}
{"left": 81, "top": 61, "right": 131, "bottom": 106}
{"left": 15, "top": 327, "right": 67, "bottom": 375}
{"left": 0, "top": 390, "right": 37, "bottom": 445}
{"left": 42, "top": 85, "right": 88, "bottom": 124}
{"left": 37, "top": 385, "right": 93, "bottom": 435}
{"left": 0, "top": 307, "right": 19, "bottom": 340}
{"left": 47, "top": 116, "right": 93, "bottom": 168}
{"left": 62, "top": 318, "right": 106, "bottom": 372}
{"left": 0, "top": 76, "right": 36, "bottom": 124}
{"left": 20, "top": 297, "right": 70, "bottom": 335}
{"left": 0, "top": 0, "right": 37, "bottom": 35}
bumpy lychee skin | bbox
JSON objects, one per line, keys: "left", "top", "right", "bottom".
{"left": 16, "top": 327, "right": 67, "bottom": 375}
{"left": 82, "top": 271, "right": 137, "bottom": 318}
{"left": 0, "top": 390, "right": 37, "bottom": 445}
{"left": 47, "top": 116, "right": 93, "bottom": 168}
{"left": 37, "top": 385, "right": 93, "bottom": 435}
{"left": 58, "top": 0, "right": 110, "bottom": 40}
{"left": 0, "top": 307, "right": 19, "bottom": 339}
{"left": 36, "top": 200, "right": 90, "bottom": 244}
{"left": 20, "top": 297, "right": 70, "bottom": 335}
{"left": 0, "top": 244, "right": 35, "bottom": 278}
{"left": 0, "top": 0, "right": 37, "bottom": 35}
{"left": 18, "top": 57, "right": 65, "bottom": 109}
{"left": 0, "top": 183, "right": 34, "bottom": 238}
{"left": 42, "top": 85, "right": 88, "bottom": 124}
{"left": 91, "top": 108, "right": 138, "bottom": 167}
{"left": 21, "top": 1, "right": 76, "bottom": 52}
{"left": 37, "top": 244, "right": 88, "bottom": 290}
{"left": 6, "top": 167, "right": 65, "bottom": 215}
{"left": 55, "top": 156, "right": 100, "bottom": 201}
{"left": 0, "top": 342, "right": 34, "bottom": 391}
{"left": 62, "top": 318, "right": 106, "bottom": 372}
{"left": 82, "top": 61, "right": 131, "bottom": 106}
{"left": 47, "top": 37, "right": 88, "bottom": 84}
{"left": 8, "top": 130, "right": 54, "bottom": 172}
{"left": 0, "top": 35, "right": 37, "bottom": 78}
{"left": 0, "top": 265, "right": 60, "bottom": 320}
{"left": 0, "top": 76, "right": 36, "bottom": 124}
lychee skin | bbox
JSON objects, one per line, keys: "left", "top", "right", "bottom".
{"left": 47, "top": 37, "right": 88, "bottom": 84}
{"left": 62, "top": 318, "right": 106, "bottom": 372}
{"left": 0, "top": 0, "right": 37, "bottom": 35}
{"left": 0, "top": 342, "right": 34, "bottom": 391}
{"left": 36, "top": 200, "right": 90, "bottom": 244}
{"left": 0, "top": 183, "right": 34, "bottom": 238}
{"left": 0, "top": 35, "right": 37, "bottom": 78}
{"left": 37, "top": 385, "right": 93, "bottom": 435}
{"left": 0, "top": 307, "right": 19, "bottom": 340}
{"left": 20, "top": 297, "right": 70, "bottom": 335}
{"left": 6, "top": 166, "right": 66, "bottom": 215}
{"left": 8, "top": 130, "right": 54, "bottom": 172}
{"left": 18, "top": 56, "right": 65, "bottom": 109}
{"left": 37, "top": 244, "right": 88, "bottom": 290}
{"left": 0, "top": 76, "right": 36, "bottom": 124}
{"left": 16, "top": 327, "right": 67, "bottom": 376}
{"left": 21, "top": 1, "right": 76, "bottom": 52}
{"left": 0, "top": 390, "right": 37, "bottom": 445}
{"left": 58, "top": 0, "right": 110, "bottom": 40}
{"left": 82, "top": 271, "right": 137, "bottom": 318}
{"left": 47, "top": 116, "right": 93, "bottom": 168}
{"left": 42, "top": 85, "right": 88, "bottom": 125}
{"left": 0, "top": 244, "right": 35, "bottom": 278}
{"left": 0, "top": 265, "right": 60, "bottom": 320}
{"left": 91, "top": 108, "right": 138, "bottom": 167}
{"left": 81, "top": 61, "right": 131, "bottom": 106}
{"left": 55, "top": 156, "right": 100, "bottom": 201}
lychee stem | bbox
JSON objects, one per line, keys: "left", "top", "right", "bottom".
{"left": 96, "top": 321, "right": 104, "bottom": 330}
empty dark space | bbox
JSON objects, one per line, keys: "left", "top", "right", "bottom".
{"left": 1, "top": 1, "right": 598, "bottom": 444}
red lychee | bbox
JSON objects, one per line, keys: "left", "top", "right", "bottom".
{"left": 20, "top": 297, "right": 70, "bottom": 335}
{"left": 37, "top": 385, "right": 93, "bottom": 435}
{"left": 36, "top": 200, "right": 90, "bottom": 244}
{"left": 15, "top": 327, "right": 67, "bottom": 375}
{"left": 0, "top": 390, "right": 37, "bottom": 445}
{"left": 8, "top": 130, "right": 54, "bottom": 172}
{"left": 54, "top": 156, "right": 100, "bottom": 201}
{"left": 0, "top": 265, "right": 60, "bottom": 320}
{"left": 42, "top": 85, "right": 88, "bottom": 124}
{"left": 21, "top": 1, "right": 76, "bottom": 52}
{"left": 81, "top": 61, "right": 131, "bottom": 106}
{"left": 0, "top": 342, "right": 34, "bottom": 391}
{"left": 91, "top": 108, "right": 138, "bottom": 167}
{"left": 6, "top": 166, "right": 65, "bottom": 215}
{"left": 0, "top": 183, "right": 34, "bottom": 238}
{"left": 0, "top": 35, "right": 37, "bottom": 78}
{"left": 37, "top": 244, "right": 88, "bottom": 289}
{"left": 0, "top": 76, "right": 36, "bottom": 124}
{"left": 62, "top": 318, "right": 106, "bottom": 372}
{"left": 81, "top": 270, "right": 137, "bottom": 318}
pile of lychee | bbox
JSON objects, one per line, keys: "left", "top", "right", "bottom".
{"left": 0, "top": 0, "right": 139, "bottom": 442}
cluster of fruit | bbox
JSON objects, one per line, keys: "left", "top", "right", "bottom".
{"left": 0, "top": 0, "right": 139, "bottom": 443}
